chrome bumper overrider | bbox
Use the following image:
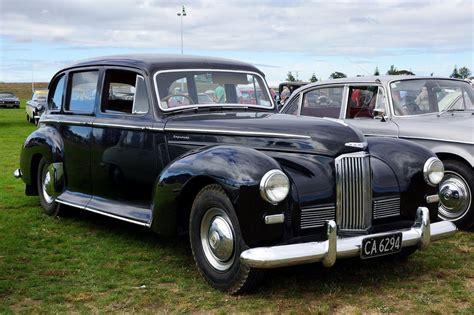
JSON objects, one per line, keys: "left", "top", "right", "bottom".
{"left": 13, "top": 168, "right": 22, "bottom": 179}
{"left": 240, "top": 207, "right": 457, "bottom": 268}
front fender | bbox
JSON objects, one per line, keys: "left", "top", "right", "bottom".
{"left": 20, "top": 125, "right": 65, "bottom": 187}
{"left": 151, "top": 145, "right": 285, "bottom": 246}
{"left": 367, "top": 137, "right": 438, "bottom": 220}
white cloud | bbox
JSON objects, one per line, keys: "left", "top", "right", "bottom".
{"left": 0, "top": 0, "right": 472, "bottom": 81}
{"left": 1, "top": 0, "right": 472, "bottom": 54}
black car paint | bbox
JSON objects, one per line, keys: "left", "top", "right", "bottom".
{"left": 19, "top": 55, "right": 439, "bottom": 249}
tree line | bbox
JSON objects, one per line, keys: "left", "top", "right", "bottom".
{"left": 285, "top": 65, "right": 472, "bottom": 82}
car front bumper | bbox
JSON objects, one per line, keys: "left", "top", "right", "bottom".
{"left": 240, "top": 207, "right": 457, "bottom": 268}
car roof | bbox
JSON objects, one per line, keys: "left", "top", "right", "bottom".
{"left": 62, "top": 54, "right": 265, "bottom": 77}
{"left": 299, "top": 75, "right": 468, "bottom": 88}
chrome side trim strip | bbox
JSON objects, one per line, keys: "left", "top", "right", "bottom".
{"left": 399, "top": 135, "right": 474, "bottom": 145}
{"left": 41, "top": 119, "right": 92, "bottom": 126}
{"left": 93, "top": 122, "right": 149, "bottom": 131}
{"left": 165, "top": 127, "right": 311, "bottom": 139}
{"left": 56, "top": 199, "right": 151, "bottom": 227}
{"left": 240, "top": 207, "right": 457, "bottom": 269}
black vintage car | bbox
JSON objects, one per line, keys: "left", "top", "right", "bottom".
{"left": 0, "top": 91, "right": 20, "bottom": 108}
{"left": 14, "top": 55, "right": 456, "bottom": 293}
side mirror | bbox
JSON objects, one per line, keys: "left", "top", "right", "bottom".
{"left": 373, "top": 108, "right": 387, "bottom": 121}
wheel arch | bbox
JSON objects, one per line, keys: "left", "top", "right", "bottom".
{"left": 20, "top": 125, "right": 65, "bottom": 193}
{"left": 436, "top": 152, "right": 473, "bottom": 169}
{"left": 150, "top": 145, "right": 283, "bottom": 240}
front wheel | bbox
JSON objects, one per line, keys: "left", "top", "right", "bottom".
{"left": 438, "top": 160, "right": 473, "bottom": 229}
{"left": 189, "top": 184, "right": 263, "bottom": 294}
{"left": 37, "top": 157, "right": 61, "bottom": 216}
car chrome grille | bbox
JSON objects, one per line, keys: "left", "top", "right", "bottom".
{"left": 335, "top": 152, "right": 372, "bottom": 231}
{"left": 373, "top": 197, "right": 401, "bottom": 219}
{"left": 300, "top": 205, "right": 335, "bottom": 230}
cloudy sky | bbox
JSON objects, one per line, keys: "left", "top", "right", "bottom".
{"left": 0, "top": 0, "right": 472, "bottom": 85}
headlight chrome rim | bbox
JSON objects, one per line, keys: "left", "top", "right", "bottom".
{"left": 423, "top": 157, "right": 444, "bottom": 186}
{"left": 260, "top": 169, "right": 290, "bottom": 204}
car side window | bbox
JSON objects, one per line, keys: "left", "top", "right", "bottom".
{"left": 346, "top": 86, "right": 379, "bottom": 119}
{"left": 68, "top": 71, "right": 99, "bottom": 113}
{"left": 102, "top": 69, "right": 149, "bottom": 114}
{"left": 301, "top": 87, "right": 343, "bottom": 118}
{"left": 284, "top": 94, "right": 300, "bottom": 115}
{"left": 49, "top": 75, "right": 65, "bottom": 110}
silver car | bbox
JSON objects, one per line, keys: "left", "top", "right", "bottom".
{"left": 26, "top": 89, "right": 48, "bottom": 124}
{"left": 281, "top": 76, "right": 474, "bottom": 228}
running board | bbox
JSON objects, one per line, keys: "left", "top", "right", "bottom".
{"left": 56, "top": 197, "right": 151, "bottom": 227}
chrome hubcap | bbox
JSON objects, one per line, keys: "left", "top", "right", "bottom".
{"left": 438, "top": 171, "right": 471, "bottom": 221}
{"left": 42, "top": 169, "right": 54, "bottom": 204}
{"left": 200, "top": 208, "right": 235, "bottom": 271}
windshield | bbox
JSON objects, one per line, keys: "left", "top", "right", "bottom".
{"left": 390, "top": 79, "right": 474, "bottom": 116}
{"left": 0, "top": 92, "right": 15, "bottom": 98}
{"left": 155, "top": 70, "right": 273, "bottom": 111}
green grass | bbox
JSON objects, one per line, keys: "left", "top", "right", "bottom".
{"left": 0, "top": 83, "right": 473, "bottom": 313}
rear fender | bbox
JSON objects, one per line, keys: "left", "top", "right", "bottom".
{"left": 20, "top": 125, "right": 65, "bottom": 195}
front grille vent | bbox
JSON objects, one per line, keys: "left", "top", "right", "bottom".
{"left": 373, "top": 197, "right": 401, "bottom": 219}
{"left": 335, "top": 152, "right": 372, "bottom": 231}
{"left": 300, "top": 205, "right": 335, "bottom": 230}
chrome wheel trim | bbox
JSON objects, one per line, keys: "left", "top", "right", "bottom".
{"left": 438, "top": 171, "right": 471, "bottom": 221}
{"left": 42, "top": 170, "right": 54, "bottom": 204}
{"left": 200, "top": 207, "right": 235, "bottom": 271}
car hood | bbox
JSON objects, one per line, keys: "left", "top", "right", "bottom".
{"left": 164, "top": 112, "right": 366, "bottom": 157}
{"left": 395, "top": 111, "right": 474, "bottom": 144}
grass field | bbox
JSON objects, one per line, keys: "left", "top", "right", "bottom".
{"left": 0, "top": 83, "right": 473, "bottom": 313}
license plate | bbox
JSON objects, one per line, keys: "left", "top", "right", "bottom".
{"left": 360, "top": 233, "right": 402, "bottom": 259}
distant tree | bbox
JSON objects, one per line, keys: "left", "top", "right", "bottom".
{"left": 374, "top": 66, "right": 380, "bottom": 76}
{"left": 329, "top": 71, "right": 347, "bottom": 79}
{"left": 450, "top": 65, "right": 461, "bottom": 78}
{"left": 386, "top": 65, "right": 398, "bottom": 75}
{"left": 396, "top": 69, "right": 415, "bottom": 75}
{"left": 458, "top": 66, "right": 472, "bottom": 79}
{"left": 309, "top": 73, "right": 318, "bottom": 82}
{"left": 286, "top": 71, "right": 296, "bottom": 82}
{"left": 386, "top": 65, "right": 414, "bottom": 75}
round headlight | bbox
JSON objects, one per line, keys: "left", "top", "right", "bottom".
{"left": 423, "top": 157, "right": 444, "bottom": 186}
{"left": 260, "top": 169, "right": 290, "bottom": 204}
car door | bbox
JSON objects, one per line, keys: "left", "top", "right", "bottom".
{"left": 343, "top": 84, "right": 399, "bottom": 137}
{"left": 55, "top": 69, "right": 98, "bottom": 205}
{"left": 89, "top": 68, "right": 159, "bottom": 223}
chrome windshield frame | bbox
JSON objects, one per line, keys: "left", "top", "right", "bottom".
{"left": 153, "top": 68, "right": 275, "bottom": 113}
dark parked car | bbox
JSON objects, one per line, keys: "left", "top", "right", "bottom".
{"left": 281, "top": 76, "right": 474, "bottom": 228}
{"left": 26, "top": 89, "right": 48, "bottom": 124}
{"left": 14, "top": 56, "right": 456, "bottom": 293}
{"left": 0, "top": 91, "right": 20, "bottom": 108}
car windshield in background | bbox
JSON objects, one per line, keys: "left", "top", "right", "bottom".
{"left": 155, "top": 70, "right": 272, "bottom": 111}
{"left": 0, "top": 92, "right": 15, "bottom": 98}
{"left": 390, "top": 79, "right": 474, "bottom": 116}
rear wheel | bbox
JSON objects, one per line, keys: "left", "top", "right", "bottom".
{"left": 37, "top": 157, "right": 61, "bottom": 216}
{"left": 438, "top": 160, "right": 473, "bottom": 229}
{"left": 189, "top": 184, "right": 263, "bottom": 294}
